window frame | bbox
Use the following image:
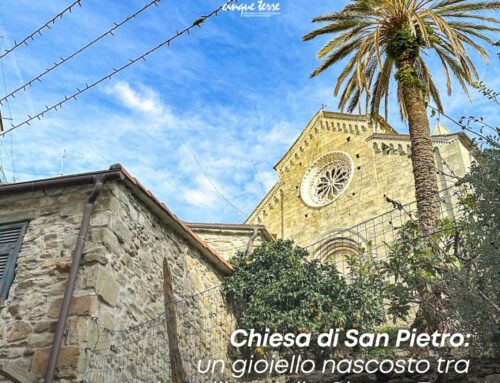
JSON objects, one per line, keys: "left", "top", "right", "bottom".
{"left": 0, "top": 221, "right": 28, "bottom": 302}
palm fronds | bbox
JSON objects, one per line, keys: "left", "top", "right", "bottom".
{"left": 304, "top": 0, "right": 500, "bottom": 118}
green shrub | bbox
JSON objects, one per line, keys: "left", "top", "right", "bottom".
{"left": 223, "top": 240, "right": 385, "bottom": 358}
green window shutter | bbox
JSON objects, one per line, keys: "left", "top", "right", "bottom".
{"left": 0, "top": 222, "right": 28, "bottom": 301}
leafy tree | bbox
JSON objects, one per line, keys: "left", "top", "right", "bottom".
{"left": 303, "top": 0, "right": 500, "bottom": 236}
{"left": 223, "top": 240, "right": 385, "bottom": 358}
{"left": 368, "top": 129, "right": 500, "bottom": 352}
{"left": 446, "top": 134, "right": 500, "bottom": 354}
{"left": 473, "top": 80, "right": 500, "bottom": 105}
{"left": 431, "top": 81, "right": 499, "bottom": 352}
{"left": 379, "top": 218, "right": 458, "bottom": 331}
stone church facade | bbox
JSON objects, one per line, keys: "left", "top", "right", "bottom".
{"left": 246, "top": 111, "right": 475, "bottom": 252}
{"left": 0, "top": 111, "right": 476, "bottom": 381}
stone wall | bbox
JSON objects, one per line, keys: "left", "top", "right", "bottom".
{"left": 0, "top": 180, "right": 236, "bottom": 381}
{"left": 85, "top": 182, "right": 235, "bottom": 382}
{"left": 0, "top": 184, "right": 95, "bottom": 381}
{"left": 189, "top": 226, "right": 269, "bottom": 261}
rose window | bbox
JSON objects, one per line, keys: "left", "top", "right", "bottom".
{"left": 300, "top": 151, "right": 354, "bottom": 208}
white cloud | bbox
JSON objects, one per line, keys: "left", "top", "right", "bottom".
{"left": 106, "top": 81, "right": 165, "bottom": 115}
{"left": 19, "top": 84, "right": 257, "bottom": 217}
{"left": 258, "top": 170, "right": 278, "bottom": 191}
{"left": 184, "top": 175, "right": 218, "bottom": 206}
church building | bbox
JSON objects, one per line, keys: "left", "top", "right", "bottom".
{"left": 241, "top": 110, "right": 476, "bottom": 270}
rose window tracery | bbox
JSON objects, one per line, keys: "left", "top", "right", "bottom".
{"left": 300, "top": 151, "right": 354, "bottom": 208}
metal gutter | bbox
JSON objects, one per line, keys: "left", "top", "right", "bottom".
{"left": 186, "top": 222, "right": 274, "bottom": 242}
{"left": 0, "top": 165, "right": 232, "bottom": 275}
{"left": 0, "top": 169, "right": 121, "bottom": 196}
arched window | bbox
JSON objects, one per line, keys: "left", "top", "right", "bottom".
{"left": 309, "top": 229, "right": 369, "bottom": 277}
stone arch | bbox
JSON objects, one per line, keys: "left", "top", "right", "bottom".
{"left": 308, "top": 228, "right": 370, "bottom": 276}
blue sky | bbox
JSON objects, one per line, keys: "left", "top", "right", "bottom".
{"left": 0, "top": 0, "right": 498, "bottom": 223}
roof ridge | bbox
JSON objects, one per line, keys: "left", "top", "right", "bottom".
{"left": 0, "top": 165, "right": 233, "bottom": 274}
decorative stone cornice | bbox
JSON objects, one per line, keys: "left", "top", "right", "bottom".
{"left": 274, "top": 112, "right": 373, "bottom": 176}
{"left": 368, "top": 133, "right": 461, "bottom": 155}
{"left": 248, "top": 112, "right": 401, "bottom": 225}
{"left": 245, "top": 181, "right": 283, "bottom": 224}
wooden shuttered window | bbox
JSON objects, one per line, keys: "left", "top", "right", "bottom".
{"left": 0, "top": 222, "right": 27, "bottom": 301}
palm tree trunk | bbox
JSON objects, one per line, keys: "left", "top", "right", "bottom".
{"left": 398, "top": 61, "right": 443, "bottom": 331}
{"left": 398, "top": 62, "right": 441, "bottom": 237}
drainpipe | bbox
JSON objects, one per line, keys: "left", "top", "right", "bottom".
{"left": 280, "top": 189, "right": 284, "bottom": 239}
{"left": 246, "top": 227, "right": 259, "bottom": 254}
{"left": 44, "top": 175, "right": 107, "bottom": 382}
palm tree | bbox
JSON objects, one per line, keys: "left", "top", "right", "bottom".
{"left": 304, "top": 0, "right": 499, "bottom": 236}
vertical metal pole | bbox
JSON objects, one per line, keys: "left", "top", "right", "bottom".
{"left": 163, "top": 258, "right": 187, "bottom": 383}
{"left": 44, "top": 176, "right": 104, "bottom": 382}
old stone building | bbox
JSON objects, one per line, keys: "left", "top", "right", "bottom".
{"left": 0, "top": 166, "right": 268, "bottom": 381}
{"left": 0, "top": 111, "right": 476, "bottom": 381}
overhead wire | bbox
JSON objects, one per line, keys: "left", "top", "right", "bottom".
{"left": 1, "top": 0, "right": 249, "bottom": 215}
{"left": 70, "top": 136, "right": 214, "bottom": 207}
{"left": 63, "top": 131, "right": 213, "bottom": 207}
{"left": 0, "top": 0, "right": 163, "bottom": 105}
{"left": 251, "top": 160, "right": 267, "bottom": 195}
{"left": 0, "top": 0, "right": 83, "bottom": 60}
{"left": 0, "top": 0, "right": 237, "bottom": 138}
{"left": 427, "top": 104, "right": 497, "bottom": 146}
{"left": 193, "top": 153, "right": 248, "bottom": 217}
